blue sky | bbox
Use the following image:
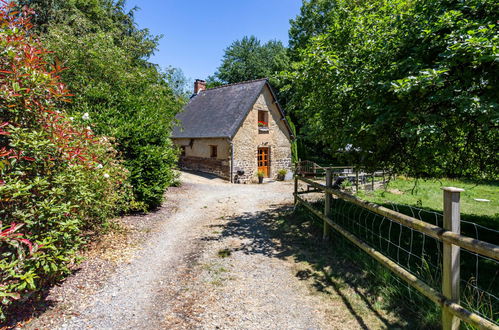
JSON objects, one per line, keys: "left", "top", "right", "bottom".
{"left": 125, "top": 1, "right": 302, "bottom": 83}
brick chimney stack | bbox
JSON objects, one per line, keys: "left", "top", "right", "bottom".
{"left": 194, "top": 79, "right": 206, "bottom": 94}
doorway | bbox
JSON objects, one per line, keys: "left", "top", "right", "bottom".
{"left": 257, "top": 147, "right": 270, "bottom": 178}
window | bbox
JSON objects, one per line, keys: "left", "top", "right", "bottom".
{"left": 210, "top": 145, "right": 217, "bottom": 158}
{"left": 180, "top": 146, "right": 186, "bottom": 157}
{"left": 258, "top": 110, "right": 269, "bottom": 132}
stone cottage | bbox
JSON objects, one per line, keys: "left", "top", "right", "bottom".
{"left": 171, "top": 78, "right": 293, "bottom": 183}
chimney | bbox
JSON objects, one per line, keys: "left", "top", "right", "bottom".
{"left": 194, "top": 79, "right": 206, "bottom": 94}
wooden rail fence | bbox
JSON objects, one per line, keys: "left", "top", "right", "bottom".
{"left": 296, "top": 160, "right": 388, "bottom": 192}
{"left": 294, "top": 169, "right": 499, "bottom": 330}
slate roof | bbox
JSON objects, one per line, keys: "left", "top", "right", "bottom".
{"left": 171, "top": 78, "right": 290, "bottom": 139}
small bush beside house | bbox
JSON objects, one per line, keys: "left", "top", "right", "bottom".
{"left": 0, "top": 4, "right": 132, "bottom": 319}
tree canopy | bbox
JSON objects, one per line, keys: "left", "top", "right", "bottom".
{"left": 1, "top": 2, "right": 133, "bottom": 317}
{"left": 212, "top": 35, "right": 289, "bottom": 86}
{"left": 284, "top": 0, "right": 498, "bottom": 178}
{"left": 17, "top": 0, "right": 184, "bottom": 208}
{"left": 288, "top": 0, "right": 337, "bottom": 59}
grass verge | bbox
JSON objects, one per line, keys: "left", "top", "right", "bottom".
{"left": 357, "top": 177, "right": 498, "bottom": 229}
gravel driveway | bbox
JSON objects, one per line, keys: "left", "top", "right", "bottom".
{"left": 22, "top": 171, "right": 401, "bottom": 329}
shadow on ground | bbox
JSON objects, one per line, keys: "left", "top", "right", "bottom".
{"left": 1, "top": 202, "right": 176, "bottom": 329}
{"left": 1, "top": 281, "right": 63, "bottom": 328}
{"left": 182, "top": 169, "right": 226, "bottom": 181}
{"left": 209, "top": 204, "right": 436, "bottom": 330}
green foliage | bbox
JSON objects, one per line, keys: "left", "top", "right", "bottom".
{"left": 285, "top": 116, "right": 299, "bottom": 163}
{"left": 20, "top": 0, "right": 184, "bottom": 209}
{"left": 358, "top": 177, "right": 499, "bottom": 224}
{"left": 288, "top": 0, "right": 337, "bottom": 59}
{"left": 0, "top": 3, "right": 132, "bottom": 319}
{"left": 205, "top": 74, "right": 224, "bottom": 89}
{"left": 212, "top": 35, "right": 290, "bottom": 86}
{"left": 285, "top": 0, "right": 499, "bottom": 179}
{"left": 278, "top": 169, "right": 287, "bottom": 176}
{"left": 125, "top": 143, "right": 178, "bottom": 208}
{"left": 164, "top": 66, "right": 191, "bottom": 101}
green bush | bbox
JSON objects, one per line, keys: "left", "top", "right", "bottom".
{"left": 126, "top": 143, "right": 179, "bottom": 209}
{"left": 278, "top": 169, "right": 287, "bottom": 176}
{"left": 0, "top": 3, "right": 132, "bottom": 319}
{"left": 285, "top": 0, "right": 499, "bottom": 178}
{"left": 21, "top": 0, "right": 184, "bottom": 209}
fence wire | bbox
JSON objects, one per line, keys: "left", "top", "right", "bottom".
{"left": 459, "top": 221, "right": 499, "bottom": 325}
{"left": 329, "top": 198, "right": 443, "bottom": 290}
{"left": 296, "top": 182, "right": 498, "bottom": 326}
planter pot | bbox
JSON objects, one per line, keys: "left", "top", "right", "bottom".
{"left": 277, "top": 174, "right": 285, "bottom": 181}
{"left": 258, "top": 176, "right": 264, "bottom": 184}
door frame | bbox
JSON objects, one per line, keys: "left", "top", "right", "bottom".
{"left": 257, "top": 147, "right": 270, "bottom": 178}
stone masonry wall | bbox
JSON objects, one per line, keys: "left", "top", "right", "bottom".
{"left": 172, "top": 138, "right": 230, "bottom": 179}
{"left": 232, "top": 85, "right": 292, "bottom": 183}
{"left": 178, "top": 156, "right": 230, "bottom": 180}
{"left": 172, "top": 138, "right": 230, "bottom": 159}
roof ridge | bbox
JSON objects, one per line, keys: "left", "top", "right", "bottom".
{"left": 206, "top": 78, "right": 268, "bottom": 91}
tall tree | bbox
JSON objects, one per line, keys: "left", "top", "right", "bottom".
{"left": 165, "top": 66, "right": 191, "bottom": 100}
{"left": 1, "top": 2, "right": 133, "bottom": 317}
{"left": 213, "top": 36, "right": 289, "bottom": 86}
{"left": 16, "top": 0, "right": 184, "bottom": 208}
{"left": 285, "top": 0, "right": 499, "bottom": 178}
{"left": 288, "top": 0, "right": 338, "bottom": 59}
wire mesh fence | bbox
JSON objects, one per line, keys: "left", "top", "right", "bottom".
{"left": 295, "top": 179, "right": 499, "bottom": 327}
{"left": 459, "top": 221, "right": 499, "bottom": 325}
{"left": 329, "top": 198, "right": 443, "bottom": 294}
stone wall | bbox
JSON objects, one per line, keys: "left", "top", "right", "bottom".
{"left": 172, "top": 138, "right": 231, "bottom": 179}
{"left": 232, "top": 85, "right": 292, "bottom": 183}
{"left": 178, "top": 156, "right": 230, "bottom": 180}
{"left": 172, "top": 138, "right": 230, "bottom": 159}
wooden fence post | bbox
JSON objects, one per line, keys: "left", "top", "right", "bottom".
{"left": 294, "top": 163, "right": 298, "bottom": 205}
{"left": 323, "top": 168, "right": 333, "bottom": 240}
{"left": 442, "top": 187, "right": 464, "bottom": 330}
{"left": 355, "top": 169, "right": 359, "bottom": 193}
{"left": 371, "top": 173, "right": 375, "bottom": 191}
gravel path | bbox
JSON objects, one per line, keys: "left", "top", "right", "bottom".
{"left": 23, "top": 171, "right": 401, "bottom": 329}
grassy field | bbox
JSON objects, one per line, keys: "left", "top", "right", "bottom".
{"left": 356, "top": 177, "right": 499, "bottom": 228}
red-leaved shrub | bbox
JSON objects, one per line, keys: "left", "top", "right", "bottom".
{"left": 0, "top": 1, "right": 132, "bottom": 320}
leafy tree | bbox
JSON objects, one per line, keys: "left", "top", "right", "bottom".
{"left": 288, "top": 0, "right": 338, "bottom": 59}
{"left": 205, "top": 74, "right": 224, "bottom": 89}
{"left": 213, "top": 36, "right": 289, "bottom": 86}
{"left": 165, "top": 66, "right": 191, "bottom": 100}
{"left": 16, "top": 0, "right": 184, "bottom": 208}
{"left": 1, "top": 2, "right": 132, "bottom": 318}
{"left": 285, "top": 0, "right": 498, "bottom": 179}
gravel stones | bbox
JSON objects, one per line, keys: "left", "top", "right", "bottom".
{"left": 23, "top": 171, "right": 401, "bottom": 329}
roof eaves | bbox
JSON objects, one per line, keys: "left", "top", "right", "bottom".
{"left": 265, "top": 81, "right": 295, "bottom": 140}
{"left": 171, "top": 135, "right": 230, "bottom": 139}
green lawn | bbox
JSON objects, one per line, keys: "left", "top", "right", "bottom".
{"left": 357, "top": 177, "right": 499, "bottom": 229}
